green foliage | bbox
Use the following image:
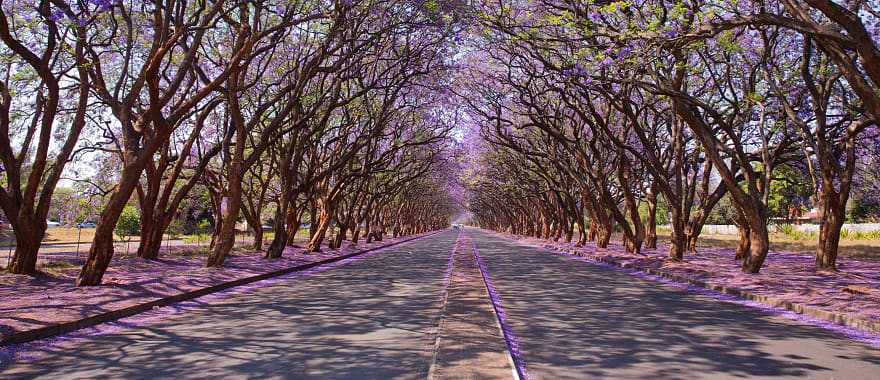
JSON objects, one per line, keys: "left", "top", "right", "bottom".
{"left": 776, "top": 225, "right": 880, "bottom": 241}
{"left": 716, "top": 30, "right": 741, "bottom": 52}
{"left": 768, "top": 165, "right": 811, "bottom": 222}
{"left": 847, "top": 195, "right": 880, "bottom": 222}
{"left": 776, "top": 224, "right": 816, "bottom": 241}
{"left": 639, "top": 196, "right": 670, "bottom": 225}
{"left": 705, "top": 194, "right": 737, "bottom": 225}
{"left": 599, "top": 1, "right": 632, "bottom": 13}
{"left": 839, "top": 229, "right": 880, "bottom": 240}
{"left": 115, "top": 206, "right": 141, "bottom": 241}
{"left": 197, "top": 219, "right": 213, "bottom": 233}
{"left": 167, "top": 218, "right": 185, "bottom": 239}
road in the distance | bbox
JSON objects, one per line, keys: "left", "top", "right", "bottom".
{"left": 467, "top": 228, "right": 880, "bottom": 380}
{"left": 2, "top": 230, "right": 460, "bottom": 380}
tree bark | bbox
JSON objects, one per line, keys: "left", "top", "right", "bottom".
{"left": 77, "top": 157, "right": 146, "bottom": 286}
{"left": 815, "top": 193, "right": 845, "bottom": 270}
{"left": 265, "top": 228, "right": 287, "bottom": 259}
{"left": 742, "top": 221, "right": 770, "bottom": 273}
{"left": 206, "top": 160, "right": 244, "bottom": 268}
{"left": 667, "top": 206, "right": 686, "bottom": 261}
{"left": 7, "top": 218, "right": 44, "bottom": 275}
{"left": 136, "top": 213, "right": 169, "bottom": 260}
{"left": 645, "top": 183, "right": 658, "bottom": 249}
{"left": 307, "top": 199, "right": 333, "bottom": 252}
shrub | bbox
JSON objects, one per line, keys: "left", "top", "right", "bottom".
{"left": 115, "top": 206, "right": 141, "bottom": 255}
{"left": 115, "top": 206, "right": 141, "bottom": 241}
{"left": 777, "top": 224, "right": 816, "bottom": 241}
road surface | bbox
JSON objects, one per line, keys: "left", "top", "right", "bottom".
{"left": 2, "top": 228, "right": 879, "bottom": 379}
{"left": 467, "top": 228, "right": 880, "bottom": 379}
{"left": 2, "top": 231, "right": 460, "bottom": 379}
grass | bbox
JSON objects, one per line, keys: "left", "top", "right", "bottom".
{"left": 0, "top": 227, "right": 320, "bottom": 272}
{"left": 39, "top": 227, "right": 98, "bottom": 244}
{"left": 0, "top": 227, "right": 98, "bottom": 246}
{"left": 182, "top": 233, "right": 213, "bottom": 245}
{"left": 659, "top": 231, "right": 880, "bottom": 261}
{"left": 166, "top": 246, "right": 210, "bottom": 257}
{"left": 2, "top": 227, "right": 311, "bottom": 247}
{"left": 839, "top": 229, "right": 880, "bottom": 240}
{"left": 40, "top": 261, "right": 80, "bottom": 276}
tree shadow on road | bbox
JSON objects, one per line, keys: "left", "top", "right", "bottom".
{"left": 471, "top": 230, "right": 880, "bottom": 380}
{"left": 1, "top": 231, "right": 459, "bottom": 380}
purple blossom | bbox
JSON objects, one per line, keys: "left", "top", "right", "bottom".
{"left": 48, "top": 10, "right": 65, "bottom": 21}
{"left": 89, "top": 0, "right": 113, "bottom": 11}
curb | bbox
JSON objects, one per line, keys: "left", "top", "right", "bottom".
{"left": 536, "top": 242, "right": 880, "bottom": 335}
{"left": 1, "top": 231, "right": 442, "bottom": 346}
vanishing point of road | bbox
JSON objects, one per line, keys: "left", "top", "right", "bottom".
{"left": 2, "top": 228, "right": 879, "bottom": 379}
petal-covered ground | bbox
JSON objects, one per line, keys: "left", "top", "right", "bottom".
{"left": 495, "top": 232, "right": 880, "bottom": 331}
{"left": 0, "top": 234, "right": 427, "bottom": 341}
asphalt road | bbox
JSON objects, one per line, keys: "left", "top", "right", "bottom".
{"left": 1, "top": 230, "right": 460, "bottom": 379}
{"left": 3, "top": 228, "right": 880, "bottom": 379}
{"left": 467, "top": 228, "right": 880, "bottom": 380}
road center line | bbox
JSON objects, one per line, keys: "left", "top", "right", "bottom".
{"left": 470, "top": 235, "right": 530, "bottom": 380}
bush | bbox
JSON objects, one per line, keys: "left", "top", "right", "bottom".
{"left": 115, "top": 206, "right": 141, "bottom": 241}
{"left": 776, "top": 224, "right": 816, "bottom": 241}
{"left": 839, "top": 229, "right": 880, "bottom": 240}
{"left": 705, "top": 194, "right": 737, "bottom": 225}
{"left": 847, "top": 196, "right": 880, "bottom": 223}
{"left": 167, "top": 218, "right": 184, "bottom": 239}
{"left": 638, "top": 196, "right": 670, "bottom": 226}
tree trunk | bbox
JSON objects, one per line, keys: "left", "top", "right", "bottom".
{"left": 667, "top": 207, "right": 686, "bottom": 260}
{"left": 77, "top": 162, "right": 143, "bottom": 286}
{"left": 265, "top": 228, "right": 287, "bottom": 259}
{"left": 136, "top": 214, "right": 168, "bottom": 260}
{"left": 351, "top": 221, "right": 362, "bottom": 245}
{"left": 7, "top": 219, "right": 44, "bottom": 275}
{"left": 280, "top": 204, "right": 304, "bottom": 247}
{"left": 741, "top": 221, "right": 770, "bottom": 273}
{"left": 307, "top": 201, "right": 333, "bottom": 252}
{"left": 645, "top": 186, "right": 658, "bottom": 249}
{"left": 563, "top": 220, "right": 574, "bottom": 243}
{"left": 541, "top": 215, "right": 551, "bottom": 239}
{"left": 331, "top": 224, "right": 346, "bottom": 249}
{"left": 576, "top": 217, "right": 587, "bottom": 246}
{"left": 265, "top": 193, "right": 290, "bottom": 259}
{"left": 596, "top": 221, "right": 611, "bottom": 249}
{"left": 815, "top": 194, "right": 845, "bottom": 271}
{"left": 206, "top": 169, "right": 244, "bottom": 267}
{"left": 686, "top": 185, "right": 727, "bottom": 254}
{"left": 733, "top": 210, "right": 750, "bottom": 261}
{"left": 308, "top": 204, "right": 318, "bottom": 240}
{"left": 365, "top": 211, "right": 378, "bottom": 243}
{"left": 251, "top": 226, "right": 263, "bottom": 252}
